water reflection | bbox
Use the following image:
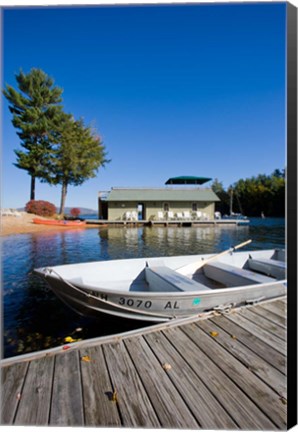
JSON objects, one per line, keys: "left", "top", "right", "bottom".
{"left": 97, "top": 224, "right": 252, "bottom": 259}
{"left": 2, "top": 218, "right": 285, "bottom": 358}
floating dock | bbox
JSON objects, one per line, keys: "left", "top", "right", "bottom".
{"left": 1, "top": 297, "right": 286, "bottom": 429}
{"left": 86, "top": 218, "right": 250, "bottom": 227}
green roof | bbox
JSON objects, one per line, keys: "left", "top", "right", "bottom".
{"left": 107, "top": 188, "right": 220, "bottom": 202}
{"left": 165, "top": 176, "right": 212, "bottom": 185}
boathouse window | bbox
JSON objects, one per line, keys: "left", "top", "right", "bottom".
{"left": 163, "top": 203, "right": 169, "bottom": 211}
{"left": 192, "top": 203, "right": 198, "bottom": 211}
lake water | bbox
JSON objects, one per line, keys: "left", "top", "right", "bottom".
{"left": 1, "top": 217, "right": 285, "bottom": 358}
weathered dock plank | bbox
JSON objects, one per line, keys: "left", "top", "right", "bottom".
{"left": 251, "top": 304, "right": 286, "bottom": 328}
{"left": 210, "top": 314, "right": 286, "bottom": 374}
{"left": 124, "top": 336, "right": 199, "bottom": 429}
{"left": 260, "top": 300, "right": 287, "bottom": 318}
{"left": 158, "top": 327, "right": 276, "bottom": 429}
{"left": 14, "top": 356, "right": 54, "bottom": 425}
{"left": 79, "top": 345, "right": 121, "bottom": 427}
{"left": 186, "top": 321, "right": 287, "bottom": 428}
{"left": 103, "top": 341, "right": 160, "bottom": 428}
{"left": 226, "top": 312, "right": 286, "bottom": 354}
{"left": 238, "top": 308, "right": 286, "bottom": 341}
{"left": 198, "top": 317, "right": 287, "bottom": 398}
{"left": 1, "top": 362, "right": 28, "bottom": 425}
{"left": 145, "top": 331, "right": 238, "bottom": 429}
{"left": 50, "top": 350, "right": 84, "bottom": 426}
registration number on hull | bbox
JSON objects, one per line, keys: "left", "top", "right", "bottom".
{"left": 118, "top": 297, "right": 201, "bottom": 310}
{"left": 119, "top": 297, "right": 153, "bottom": 309}
{"left": 89, "top": 291, "right": 201, "bottom": 311}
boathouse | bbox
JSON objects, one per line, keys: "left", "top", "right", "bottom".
{"left": 98, "top": 176, "right": 220, "bottom": 221}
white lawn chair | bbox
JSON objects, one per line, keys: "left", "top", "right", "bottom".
{"left": 123, "top": 211, "right": 132, "bottom": 221}
{"left": 157, "top": 211, "right": 164, "bottom": 220}
{"left": 11, "top": 209, "right": 22, "bottom": 217}
{"left": 1, "top": 208, "right": 13, "bottom": 216}
{"left": 176, "top": 212, "right": 183, "bottom": 220}
{"left": 167, "top": 211, "right": 174, "bottom": 220}
{"left": 193, "top": 211, "right": 202, "bottom": 220}
{"left": 131, "top": 211, "right": 138, "bottom": 221}
{"left": 183, "top": 211, "right": 191, "bottom": 220}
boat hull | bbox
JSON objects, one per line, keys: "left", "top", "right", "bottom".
{"left": 37, "top": 264, "right": 286, "bottom": 322}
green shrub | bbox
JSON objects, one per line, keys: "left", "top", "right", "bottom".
{"left": 25, "top": 200, "right": 56, "bottom": 217}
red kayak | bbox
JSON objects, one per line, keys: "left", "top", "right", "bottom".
{"left": 33, "top": 218, "right": 86, "bottom": 227}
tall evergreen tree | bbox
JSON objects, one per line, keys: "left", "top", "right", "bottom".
{"left": 3, "top": 68, "right": 63, "bottom": 200}
{"left": 49, "top": 114, "right": 109, "bottom": 215}
{"left": 211, "top": 178, "right": 230, "bottom": 215}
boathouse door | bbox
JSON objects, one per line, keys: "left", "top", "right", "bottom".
{"left": 137, "top": 203, "right": 145, "bottom": 220}
{"left": 99, "top": 200, "right": 108, "bottom": 219}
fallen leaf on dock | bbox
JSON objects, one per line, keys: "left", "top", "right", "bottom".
{"left": 16, "top": 393, "right": 21, "bottom": 400}
{"left": 112, "top": 390, "right": 118, "bottom": 402}
{"left": 280, "top": 397, "right": 287, "bottom": 405}
{"left": 81, "top": 355, "right": 91, "bottom": 362}
{"left": 64, "top": 336, "right": 76, "bottom": 343}
{"left": 231, "top": 335, "right": 237, "bottom": 340}
{"left": 62, "top": 345, "right": 71, "bottom": 351}
{"left": 162, "top": 363, "right": 172, "bottom": 371}
{"left": 210, "top": 331, "right": 219, "bottom": 337}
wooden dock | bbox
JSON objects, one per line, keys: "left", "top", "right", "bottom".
{"left": 1, "top": 297, "right": 287, "bottom": 429}
{"left": 86, "top": 218, "right": 250, "bottom": 227}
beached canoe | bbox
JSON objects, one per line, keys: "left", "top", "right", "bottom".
{"left": 33, "top": 218, "right": 86, "bottom": 227}
{"left": 34, "top": 247, "right": 286, "bottom": 322}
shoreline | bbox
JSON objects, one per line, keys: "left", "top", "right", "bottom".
{"left": 1, "top": 212, "right": 100, "bottom": 236}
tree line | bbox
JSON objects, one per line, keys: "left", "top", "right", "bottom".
{"left": 211, "top": 169, "right": 285, "bottom": 217}
{"left": 3, "top": 68, "right": 109, "bottom": 215}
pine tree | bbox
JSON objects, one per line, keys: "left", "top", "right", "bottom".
{"left": 211, "top": 178, "right": 230, "bottom": 215}
{"left": 3, "top": 68, "right": 63, "bottom": 200}
{"left": 50, "top": 114, "right": 109, "bottom": 215}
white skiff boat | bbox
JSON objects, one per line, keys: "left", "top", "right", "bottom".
{"left": 34, "top": 245, "right": 286, "bottom": 322}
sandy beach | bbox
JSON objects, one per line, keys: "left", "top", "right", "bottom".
{"left": 1, "top": 212, "right": 99, "bottom": 236}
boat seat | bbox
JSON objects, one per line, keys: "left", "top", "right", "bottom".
{"left": 203, "top": 261, "right": 275, "bottom": 287}
{"left": 145, "top": 263, "right": 212, "bottom": 293}
{"left": 247, "top": 258, "right": 286, "bottom": 280}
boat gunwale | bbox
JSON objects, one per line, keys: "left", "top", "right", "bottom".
{"left": 43, "top": 271, "right": 286, "bottom": 298}
{"left": 36, "top": 247, "right": 286, "bottom": 298}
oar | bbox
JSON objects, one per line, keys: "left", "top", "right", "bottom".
{"left": 176, "top": 239, "right": 252, "bottom": 276}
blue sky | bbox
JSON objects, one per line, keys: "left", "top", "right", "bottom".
{"left": 2, "top": 2, "right": 286, "bottom": 210}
